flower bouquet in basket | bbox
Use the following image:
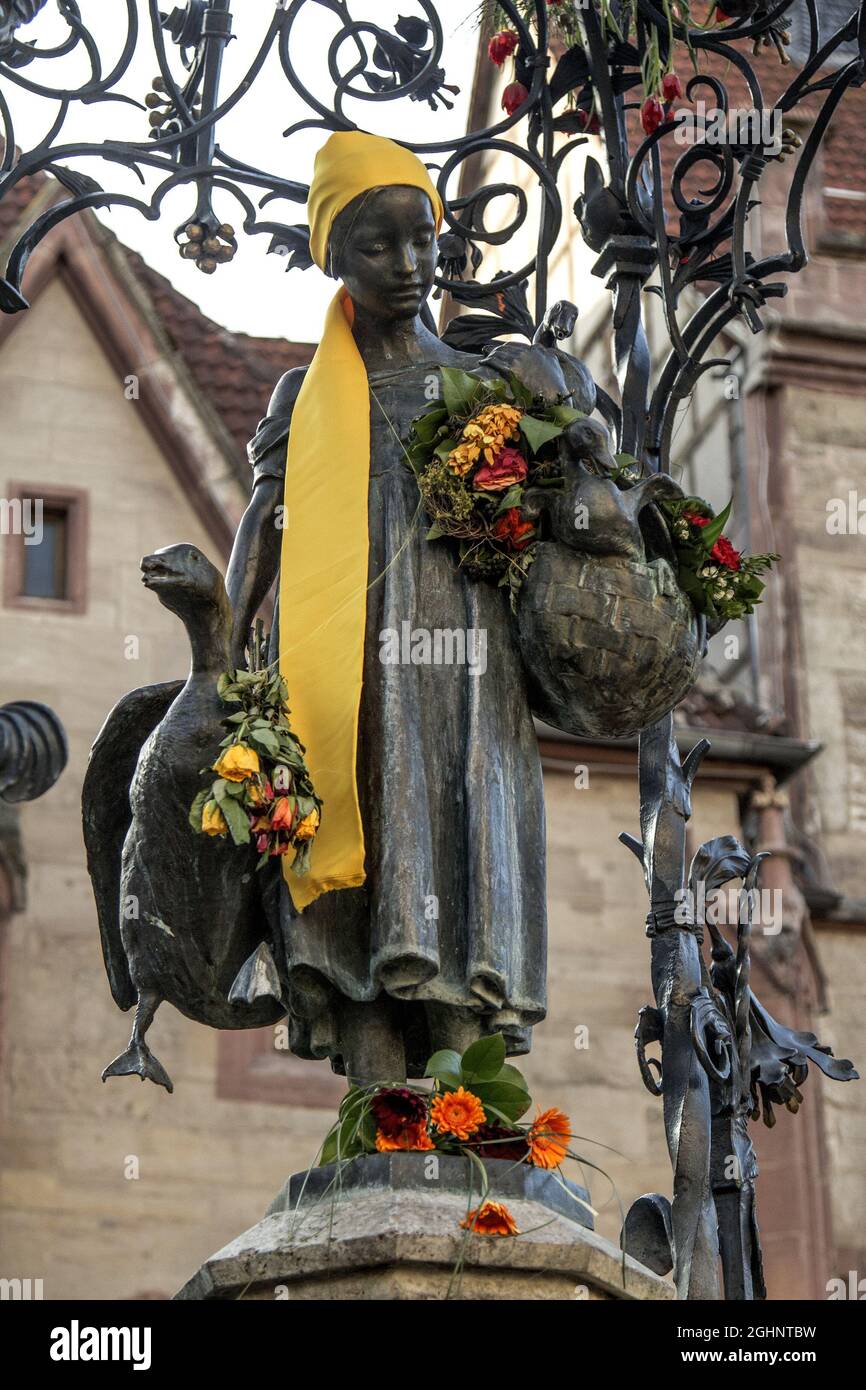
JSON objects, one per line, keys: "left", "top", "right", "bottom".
{"left": 189, "top": 663, "right": 322, "bottom": 876}
{"left": 660, "top": 495, "right": 780, "bottom": 626}
{"left": 405, "top": 364, "right": 585, "bottom": 604}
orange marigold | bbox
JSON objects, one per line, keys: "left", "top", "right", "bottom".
{"left": 460, "top": 1200, "right": 519, "bottom": 1237}
{"left": 374, "top": 1121, "right": 435, "bottom": 1153}
{"left": 430, "top": 1086, "right": 486, "bottom": 1140}
{"left": 528, "top": 1106, "right": 571, "bottom": 1169}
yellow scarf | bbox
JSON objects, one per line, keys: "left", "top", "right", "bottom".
{"left": 280, "top": 132, "right": 443, "bottom": 911}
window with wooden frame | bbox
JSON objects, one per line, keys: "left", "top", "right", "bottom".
{"left": 2, "top": 483, "right": 88, "bottom": 614}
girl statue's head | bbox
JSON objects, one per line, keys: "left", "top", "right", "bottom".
{"left": 327, "top": 185, "right": 437, "bottom": 322}
{"left": 306, "top": 131, "right": 443, "bottom": 323}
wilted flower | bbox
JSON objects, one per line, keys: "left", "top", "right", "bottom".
{"left": 640, "top": 95, "right": 665, "bottom": 135}
{"left": 492, "top": 507, "right": 535, "bottom": 551}
{"left": 460, "top": 1201, "right": 519, "bottom": 1236}
{"left": 487, "top": 30, "right": 518, "bottom": 67}
{"left": 502, "top": 80, "right": 529, "bottom": 116}
{"left": 201, "top": 800, "right": 228, "bottom": 837}
{"left": 270, "top": 796, "right": 296, "bottom": 830}
{"left": 662, "top": 72, "right": 684, "bottom": 102}
{"left": 295, "top": 808, "right": 320, "bottom": 841}
{"left": 474, "top": 446, "right": 528, "bottom": 492}
{"left": 213, "top": 744, "right": 260, "bottom": 782}
{"left": 255, "top": 832, "right": 270, "bottom": 854}
{"left": 446, "top": 438, "right": 481, "bottom": 476}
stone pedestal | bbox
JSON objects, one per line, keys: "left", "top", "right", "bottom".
{"left": 176, "top": 1155, "right": 674, "bottom": 1301}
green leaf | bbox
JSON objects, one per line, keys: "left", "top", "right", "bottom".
{"left": 425, "top": 1048, "right": 463, "bottom": 1084}
{"left": 433, "top": 435, "right": 458, "bottom": 462}
{"left": 549, "top": 403, "right": 585, "bottom": 426}
{"left": 426, "top": 523, "right": 445, "bottom": 541}
{"left": 460, "top": 1033, "right": 506, "bottom": 1083}
{"left": 318, "top": 1125, "right": 340, "bottom": 1167}
{"left": 250, "top": 727, "right": 280, "bottom": 755}
{"left": 519, "top": 413, "right": 565, "bottom": 454}
{"left": 217, "top": 792, "right": 251, "bottom": 846}
{"left": 700, "top": 497, "right": 733, "bottom": 550}
{"left": 188, "top": 788, "right": 210, "bottom": 833}
{"left": 410, "top": 405, "right": 448, "bottom": 443}
{"left": 440, "top": 365, "right": 483, "bottom": 417}
{"left": 493, "top": 484, "right": 524, "bottom": 517}
{"left": 498, "top": 1061, "right": 530, "bottom": 1092}
{"left": 470, "top": 1079, "right": 532, "bottom": 1122}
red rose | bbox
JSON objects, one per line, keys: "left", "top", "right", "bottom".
{"left": 662, "top": 73, "right": 683, "bottom": 102}
{"left": 641, "top": 96, "right": 665, "bottom": 135}
{"left": 683, "top": 510, "right": 710, "bottom": 527}
{"left": 488, "top": 30, "right": 518, "bottom": 66}
{"left": 493, "top": 507, "right": 535, "bottom": 551}
{"left": 473, "top": 446, "right": 528, "bottom": 492}
{"left": 711, "top": 536, "right": 742, "bottom": 571}
{"left": 502, "top": 81, "right": 529, "bottom": 116}
{"left": 255, "top": 832, "right": 270, "bottom": 854}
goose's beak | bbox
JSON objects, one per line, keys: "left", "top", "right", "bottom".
{"left": 141, "top": 554, "right": 180, "bottom": 589}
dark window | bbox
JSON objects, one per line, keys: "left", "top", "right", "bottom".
{"left": 3, "top": 484, "right": 88, "bottom": 615}
{"left": 21, "top": 504, "right": 68, "bottom": 600}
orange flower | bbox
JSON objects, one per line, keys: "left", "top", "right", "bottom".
{"left": 430, "top": 1086, "right": 485, "bottom": 1140}
{"left": 270, "top": 795, "right": 296, "bottom": 829}
{"left": 528, "top": 1107, "right": 571, "bottom": 1169}
{"left": 460, "top": 1201, "right": 519, "bottom": 1237}
{"left": 375, "top": 1121, "right": 435, "bottom": 1152}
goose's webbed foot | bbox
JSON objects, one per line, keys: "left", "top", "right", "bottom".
{"left": 102, "top": 989, "right": 173, "bottom": 1093}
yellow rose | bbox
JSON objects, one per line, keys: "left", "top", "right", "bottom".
{"left": 202, "top": 800, "right": 228, "bottom": 836}
{"left": 294, "top": 808, "right": 320, "bottom": 841}
{"left": 213, "top": 744, "right": 260, "bottom": 782}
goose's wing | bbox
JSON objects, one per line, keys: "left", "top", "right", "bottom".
{"left": 82, "top": 682, "right": 183, "bottom": 1010}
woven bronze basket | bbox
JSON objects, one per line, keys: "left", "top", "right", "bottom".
{"left": 517, "top": 542, "right": 702, "bottom": 739}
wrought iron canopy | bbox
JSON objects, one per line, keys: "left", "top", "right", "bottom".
{"left": 0, "top": 1, "right": 864, "bottom": 470}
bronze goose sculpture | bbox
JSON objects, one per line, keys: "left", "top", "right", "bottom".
{"left": 82, "top": 543, "right": 284, "bottom": 1092}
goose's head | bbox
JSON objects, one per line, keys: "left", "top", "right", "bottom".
{"left": 140, "top": 544, "right": 229, "bottom": 625}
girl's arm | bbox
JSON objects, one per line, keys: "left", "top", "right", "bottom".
{"left": 226, "top": 366, "right": 308, "bottom": 668}
{"left": 226, "top": 476, "right": 283, "bottom": 668}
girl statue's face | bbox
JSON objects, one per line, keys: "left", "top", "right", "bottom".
{"left": 334, "top": 185, "right": 437, "bottom": 322}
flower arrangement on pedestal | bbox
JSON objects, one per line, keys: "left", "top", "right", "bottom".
{"left": 189, "top": 665, "right": 322, "bottom": 875}
{"left": 316, "top": 1032, "right": 595, "bottom": 1238}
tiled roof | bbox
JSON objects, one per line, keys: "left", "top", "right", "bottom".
{"left": 0, "top": 145, "right": 313, "bottom": 459}
{"left": 118, "top": 247, "right": 314, "bottom": 457}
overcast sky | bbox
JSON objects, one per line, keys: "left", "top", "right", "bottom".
{"left": 6, "top": 1, "right": 481, "bottom": 339}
